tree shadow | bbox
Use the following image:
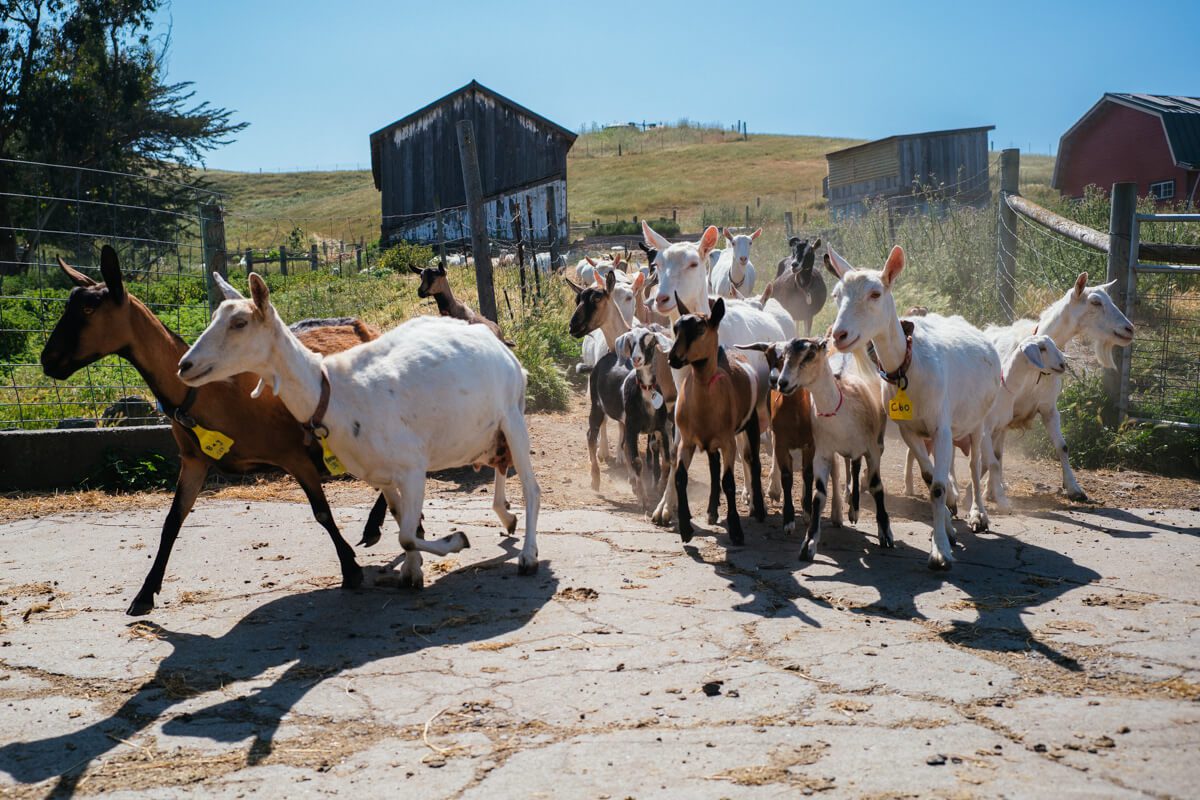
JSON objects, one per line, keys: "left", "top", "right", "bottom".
{"left": 0, "top": 542, "right": 557, "bottom": 798}
{"left": 1032, "top": 508, "right": 1198, "bottom": 539}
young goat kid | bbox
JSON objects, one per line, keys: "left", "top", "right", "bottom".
{"left": 180, "top": 273, "right": 541, "bottom": 585}
{"left": 411, "top": 263, "right": 512, "bottom": 345}
{"left": 615, "top": 326, "right": 674, "bottom": 509}
{"left": 749, "top": 338, "right": 892, "bottom": 560}
{"left": 669, "top": 296, "right": 767, "bottom": 545}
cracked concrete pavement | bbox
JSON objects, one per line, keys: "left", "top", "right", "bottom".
{"left": 0, "top": 488, "right": 1198, "bottom": 798}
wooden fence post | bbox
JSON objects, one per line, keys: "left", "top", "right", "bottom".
{"left": 309, "top": 243, "right": 318, "bottom": 272}
{"left": 244, "top": 248, "right": 253, "bottom": 276}
{"left": 511, "top": 199, "right": 527, "bottom": 303}
{"left": 996, "top": 148, "right": 1020, "bottom": 322}
{"left": 543, "top": 189, "right": 558, "bottom": 296}
{"left": 355, "top": 246, "right": 362, "bottom": 273}
{"left": 435, "top": 194, "right": 447, "bottom": 270}
{"left": 199, "top": 203, "right": 227, "bottom": 314}
{"left": 784, "top": 211, "right": 794, "bottom": 238}
{"left": 279, "top": 244, "right": 288, "bottom": 276}
{"left": 1104, "top": 181, "right": 1138, "bottom": 424}
{"left": 455, "top": 119, "right": 498, "bottom": 322}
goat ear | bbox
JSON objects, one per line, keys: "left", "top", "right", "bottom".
{"left": 409, "top": 265, "right": 423, "bottom": 276}
{"left": 709, "top": 296, "right": 726, "bottom": 327}
{"left": 1073, "top": 272, "right": 1088, "bottom": 299}
{"left": 735, "top": 342, "right": 772, "bottom": 352}
{"left": 100, "top": 245, "right": 125, "bottom": 304}
{"left": 750, "top": 227, "right": 762, "bottom": 241}
{"left": 675, "top": 292, "right": 691, "bottom": 317}
{"left": 881, "top": 245, "right": 905, "bottom": 288}
{"left": 437, "top": 262, "right": 447, "bottom": 274}
{"left": 1021, "top": 339, "right": 1045, "bottom": 371}
{"left": 761, "top": 282, "right": 774, "bottom": 303}
{"left": 213, "top": 271, "right": 245, "bottom": 302}
{"left": 642, "top": 220, "right": 671, "bottom": 252}
{"left": 722, "top": 227, "right": 734, "bottom": 244}
{"left": 564, "top": 277, "right": 585, "bottom": 297}
{"left": 637, "top": 240, "right": 651, "bottom": 254}
{"left": 788, "top": 236, "right": 802, "bottom": 248}
{"left": 248, "top": 272, "right": 272, "bottom": 314}
{"left": 816, "top": 336, "right": 829, "bottom": 351}
{"left": 586, "top": 256, "right": 597, "bottom": 267}
{"left": 698, "top": 225, "right": 719, "bottom": 258}
{"left": 824, "top": 247, "right": 851, "bottom": 280}
{"left": 631, "top": 271, "right": 645, "bottom": 294}
{"left": 57, "top": 256, "right": 96, "bottom": 287}
{"left": 604, "top": 269, "right": 617, "bottom": 295}
{"left": 1097, "top": 278, "right": 1117, "bottom": 294}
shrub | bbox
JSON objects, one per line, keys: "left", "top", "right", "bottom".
{"left": 87, "top": 450, "right": 175, "bottom": 492}
{"left": 592, "top": 218, "right": 680, "bottom": 238}
{"left": 379, "top": 241, "right": 434, "bottom": 274}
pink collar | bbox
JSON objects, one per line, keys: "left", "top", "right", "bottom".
{"left": 704, "top": 371, "right": 725, "bottom": 388}
{"left": 815, "top": 383, "right": 844, "bottom": 417}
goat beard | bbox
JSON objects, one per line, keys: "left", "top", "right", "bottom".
{"left": 1093, "top": 339, "right": 1117, "bottom": 370}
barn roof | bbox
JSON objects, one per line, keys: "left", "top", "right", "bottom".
{"left": 369, "top": 80, "right": 576, "bottom": 190}
{"left": 1053, "top": 93, "right": 1200, "bottom": 187}
{"left": 824, "top": 126, "right": 994, "bottom": 160}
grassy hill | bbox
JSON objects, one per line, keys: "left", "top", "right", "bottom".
{"left": 197, "top": 127, "right": 1056, "bottom": 248}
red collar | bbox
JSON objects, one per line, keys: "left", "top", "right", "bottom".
{"left": 638, "top": 376, "right": 657, "bottom": 393}
{"left": 704, "top": 371, "right": 725, "bottom": 388}
{"left": 815, "top": 383, "right": 844, "bottom": 417}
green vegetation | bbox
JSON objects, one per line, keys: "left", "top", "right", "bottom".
{"left": 87, "top": 451, "right": 176, "bottom": 493}
{"left": 378, "top": 242, "right": 435, "bottom": 274}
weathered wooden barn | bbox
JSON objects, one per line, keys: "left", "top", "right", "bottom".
{"left": 824, "top": 126, "right": 994, "bottom": 218}
{"left": 369, "top": 81, "right": 576, "bottom": 246}
{"left": 1053, "top": 93, "right": 1200, "bottom": 205}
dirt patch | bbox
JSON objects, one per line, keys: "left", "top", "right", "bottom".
{"left": 706, "top": 742, "right": 832, "bottom": 789}
{"left": 1081, "top": 593, "right": 1156, "bottom": 609}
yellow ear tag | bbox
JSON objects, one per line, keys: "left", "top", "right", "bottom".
{"left": 319, "top": 436, "right": 346, "bottom": 476}
{"left": 889, "top": 387, "right": 914, "bottom": 421}
{"left": 192, "top": 424, "right": 234, "bottom": 460}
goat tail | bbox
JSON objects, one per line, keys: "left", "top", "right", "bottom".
{"left": 353, "top": 319, "right": 381, "bottom": 342}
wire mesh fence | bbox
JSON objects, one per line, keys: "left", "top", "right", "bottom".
{"left": 0, "top": 158, "right": 219, "bottom": 430}
{"left": 1126, "top": 285, "right": 1200, "bottom": 425}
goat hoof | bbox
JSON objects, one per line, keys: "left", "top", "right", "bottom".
{"left": 728, "top": 528, "right": 745, "bottom": 546}
{"left": 968, "top": 514, "right": 989, "bottom": 533}
{"left": 783, "top": 521, "right": 796, "bottom": 534}
{"left": 504, "top": 515, "right": 518, "bottom": 536}
{"left": 341, "top": 565, "right": 364, "bottom": 590}
{"left": 678, "top": 523, "right": 694, "bottom": 543}
{"left": 947, "top": 503, "right": 959, "bottom": 518}
{"left": 706, "top": 511, "right": 719, "bottom": 525}
{"left": 879, "top": 529, "right": 895, "bottom": 549}
{"left": 927, "top": 554, "right": 952, "bottom": 571}
{"left": 517, "top": 554, "right": 539, "bottom": 576}
{"left": 126, "top": 596, "right": 155, "bottom": 616}
{"left": 357, "top": 527, "right": 382, "bottom": 548}
{"left": 768, "top": 488, "right": 782, "bottom": 503}
{"left": 451, "top": 532, "right": 471, "bottom": 551}
{"left": 848, "top": 510, "right": 859, "bottom": 526}
{"left": 1066, "top": 488, "right": 1088, "bottom": 502}
{"left": 752, "top": 507, "right": 766, "bottom": 523}
{"left": 798, "top": 544, "right": 814, "bottom": 562}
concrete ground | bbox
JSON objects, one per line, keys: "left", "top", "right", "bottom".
{"left": 0, "top": 490, "right": 1198, "bottom": 798}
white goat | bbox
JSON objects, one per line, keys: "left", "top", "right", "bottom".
{"left": 179, "top": 273, "right": 541, "bottom": 584}
{"left": 983, "top": 273, "right": 1134, "bottom": 502}
{"left": 825, "top": 245, "right": 1001, "bottom": 569}
{"left": 709, "top": 228, "right": 761, "bottom": 298}
{"left": 642, "top": 222, "right": 790, "bottom": 525}
{"left": 974, "top": 334, "right": 1068, "bottom": 514}
{"left": 745, "top": 337, "right": 893, "bottom": 560}
{"left": 577, "top": 256, "right": 632, "bottom": 287}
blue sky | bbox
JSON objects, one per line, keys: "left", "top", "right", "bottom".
{"left": 155, "top": 0, "right": 1199, "bottom": 172}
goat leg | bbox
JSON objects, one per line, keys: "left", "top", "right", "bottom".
{"left": 720, "top": 439, "right": 745, "bottom": 546}
{"left": 779, "top": 448, "right": 796, "bottom": 534}
{"left": 867, "top": 451, "right": 893, "bottom": 548}
{"left": 674, "top": 444, "right": 696, "bottom": 542}
{"left": 745, "top": 412, "right": 766, "bottom": 522}
{"left": 706, "top": 452, "right": 722, "bottom": 524}
{"left": 292, "top": 458, "right": 364, "bottom": 591}
{"left": 128, "top": 455, "right": 208, "bottom": 616}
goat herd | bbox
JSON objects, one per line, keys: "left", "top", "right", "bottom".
{"left": 37, "top": 222, "right": 1135, "bottom": 616}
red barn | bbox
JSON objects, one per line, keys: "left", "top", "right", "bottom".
{"left": 1053, "top": 93, "right": 1200, "bottom": 206}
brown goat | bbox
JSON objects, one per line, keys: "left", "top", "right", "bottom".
{"left": 736, "top": 342, "right": 816, "bottom": 534}
{"left": 411, "top": 264, "right": 512, "bottom": 345}
{"left": 40, "top": 247, "right": 381, "bottom": 616}
{"left": 667, "top": 295, "right": 766, "bottom": 545}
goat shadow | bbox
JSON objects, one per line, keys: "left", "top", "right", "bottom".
{"left": 1032, "top": 508, "right": 1199, "bottom": 540}
{"left": 0, "top": 542, "right": 557, "bottom": 798}
{"left": 682, "top": 497, "right": 1099, "bottom": 668}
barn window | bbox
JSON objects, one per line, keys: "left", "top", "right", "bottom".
{"left": 1149, "top": 180, "right": 1176, "bottom": 200}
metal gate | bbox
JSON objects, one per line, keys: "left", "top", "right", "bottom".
{"left": 1120, "top": 211, "right": 1200, "bottom": 429}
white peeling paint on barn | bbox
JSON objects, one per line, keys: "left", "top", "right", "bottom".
{"left": 383, "top": 178, "right": 567, "bottom": 248}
